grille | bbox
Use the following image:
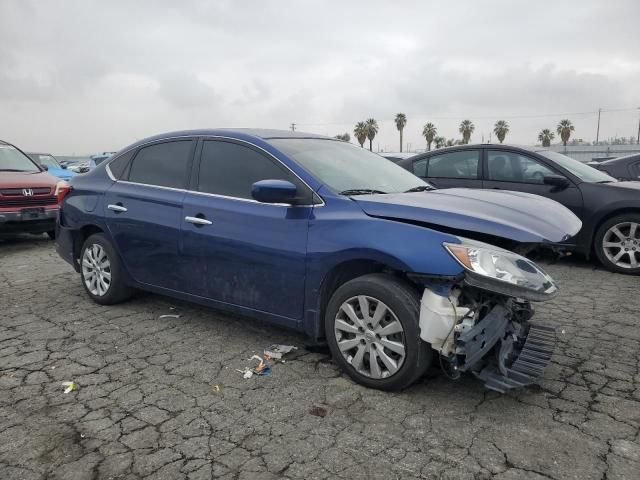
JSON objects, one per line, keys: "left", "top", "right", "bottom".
{"left": 0, "top": 196, "right": 58, "bottom": 207}
{"left": 0, "top": 187, "right": 52, "bottom": 196}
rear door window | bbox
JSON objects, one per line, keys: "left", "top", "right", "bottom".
{"left": 413, "top": 158, "right": 429, "bottom": 177}
{"left": 127, "top": 140, "right": 193, "bottom": 188}
{"left": 107, "top": 150, "right": 135, "bottom": 179}
{"left": 427, "top": 150, "right": 480, "bottom": 179}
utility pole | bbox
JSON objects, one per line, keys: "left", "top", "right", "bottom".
{"left": 595, "top": 108, "right": 601, "bottom": 145}
{"left": 290, "top": 123, "right": 296, "bottom": 132}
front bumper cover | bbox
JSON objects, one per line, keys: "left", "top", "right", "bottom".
{"left": 454, "top": 304, "right": 556, "bottom": 392}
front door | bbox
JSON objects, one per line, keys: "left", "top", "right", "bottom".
{"left": 104, "top": 139, "right": 195, "bottom": 290}
{"left": 482, "top": 149, "right": 584, "bottom": 217}
{"left": 180, "top": 139, "right": 312, "bottom": 322}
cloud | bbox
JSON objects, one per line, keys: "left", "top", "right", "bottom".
{"left": 0, "top": 0, "right": 638, "bottom": 153}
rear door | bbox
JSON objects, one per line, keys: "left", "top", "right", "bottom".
{"left": 482, "top": 149, "right": 583, "bottom": 217}
{"left": 418, "top": 149, "right": 482, "bottom": 189}
{"left": 180, "top": 139, "right": 313, "bottom": 322}
{"left": 104, "top": 139, "right": 195, "bottom": 290}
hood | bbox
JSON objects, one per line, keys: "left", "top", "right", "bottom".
{"left": 353, "top": 188, "right": 582, "bottom": 243}
{"left": 0, "top": 170, "right": 60, "bottom": 188}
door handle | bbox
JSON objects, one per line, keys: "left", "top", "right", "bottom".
{"left": 107, "top": 204, "right": 127, "bottom": 213}
{"left": 185, "top": 215, "right": 212, "bottom": 226}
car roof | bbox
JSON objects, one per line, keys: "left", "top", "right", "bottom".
{"left": 411, "top": 143, "right": 542, "bottom": 155}
{"left": 381, "top": 152, "right": 416, "bottom": 159}
{"left": 599, "top": 153, "right": 640, "bottom": 165}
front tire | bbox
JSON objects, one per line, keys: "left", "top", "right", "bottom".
{"left": 594, "top": 214, "right": 640, "bottom": 274}
{"left": 80, "top": 233, "right": 134, "bottom": 304}
{"left": 325, "top": 273, "right": 431, "bottom": 391}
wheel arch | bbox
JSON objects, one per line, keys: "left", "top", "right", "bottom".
{"left": 591, "top": 207, "right": 640, "bottom": 255}
{"left": 305, "top": 256, "right": 422, "bottom": 343}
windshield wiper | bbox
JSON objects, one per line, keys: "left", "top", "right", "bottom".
{"left": 0, "top": 169, "right": 31, "bottom": 172}
{"left": 339, "top": 189, "right": 387, "bottom": 196}
{"left": 404, "top": 185, "right": 434, "bottom": 193}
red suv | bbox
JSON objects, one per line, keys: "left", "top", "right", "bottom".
{"left": 0, "top": 140, "right": 70, "bottom": 238}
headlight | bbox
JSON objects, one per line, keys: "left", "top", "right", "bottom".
{"left": 444, "top": 239, "right": 557, "bottom": 301}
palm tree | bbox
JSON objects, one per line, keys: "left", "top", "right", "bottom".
{"left": 353, "top": 122, "right": 367, "bottom": 148}
{"left": 557, "top": 119, "right": 575, "bottom": 146}
{"left": 493, "top": 120, "right": 509, "bottom": 143}
{"left": 422, "top": 122, "right": 437, "bottom": 151}
{"left": 365, "top": 118, "right": 378, "bottom": 151}
{"left": 434, "top": 136, "right": 446, "bottom": 149}
{"left": 538, "top": 129, "right": 555, "bottom": 147}
{"left": 447, "top": 139, "right": 457, "bottom": 147}
{"left": 394, "top": 113, "right": 407, "bottom": 152}
{"left": 459, "top": 119, "right": 475, "bottom": 144}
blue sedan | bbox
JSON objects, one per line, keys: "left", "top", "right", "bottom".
{"left": 55, "top": 129, "right": 580, "bottom": 391}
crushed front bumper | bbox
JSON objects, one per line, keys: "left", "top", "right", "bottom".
{"left": 419, "top": 287, "right": 556, "bottom": 392}
{"left": 472, "top": 323, "right": 555, "bottom": 392}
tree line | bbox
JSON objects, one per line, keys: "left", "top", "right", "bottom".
{"left": 335, "top": 116, "right": 577, "bottom": 151}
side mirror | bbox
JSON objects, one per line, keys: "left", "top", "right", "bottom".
{"left": 61, "top": 164, "right": 68, "bottom": 169}
{"left": 251, "top": 180, "right": 298, "bottom": 204}
{"left": 543, "top": 175, "right": 569, "bottom": 189}
{"left": 41, "top": 165, "right": 49, "bottom": 171}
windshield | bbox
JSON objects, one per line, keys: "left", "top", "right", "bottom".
{"left": 0, "top": 145, "right": 41, "bottom": 172}
{"left": 537, "top": 150, "right": 616, "bottom": 183}
{"left": 33, "top": 154, "right": 60, "bottom": 169}
{"left": 270, "top": 138, "right": 426, "bottom": 194}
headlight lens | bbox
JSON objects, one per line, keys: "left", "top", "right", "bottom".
{"left": 444, "top": 240, "right": 557, "bottom": 299}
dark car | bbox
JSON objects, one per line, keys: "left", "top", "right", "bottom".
{"left": 0, "top": 140, "right": 70, "bottom": 238}
{"left": 590, "top": 153, "right": 640, "bottom": 181}
{"left": 380, "top": 152, "right": 416, "bottom": 163}
{"left": 397, "top": 144, "right": 640, "bottom": 274}
{"left": 55, "top": 129, "right": 580, "bottom": 392}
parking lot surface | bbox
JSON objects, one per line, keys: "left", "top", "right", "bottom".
{"left": 1, "top": 236, "right": 639, "bottom": 480}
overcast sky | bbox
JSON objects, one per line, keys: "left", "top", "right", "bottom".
{"left": 1, "top": 0, "right": 639, "bottom": 154}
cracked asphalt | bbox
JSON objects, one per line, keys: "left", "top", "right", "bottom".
{"left": 1, "top": 235, "right": 640, "bottom": 480}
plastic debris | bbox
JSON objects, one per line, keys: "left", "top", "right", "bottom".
{"left": 243, "top": 370, "right": 253, "bottom": 379}
{"left": 264, "top": 344, "right": 297, "bottom": 360}
{"left": 212, "top": 384, "right": 221, "bottom": 394}
{"left": 250, "top": 355, "right": 271, "bottom": 376}
{"left": 62, "top": 381, "right": 76, "bottom": 394}
{"left": 159, "top": 314, "right": 181, "bottom": 319}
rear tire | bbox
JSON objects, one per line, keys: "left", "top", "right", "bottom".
{"left": 325, "top": 273, "right": 431, "bottom": 391}
{"left": 594, "top": 214, "right": 640, "bottom": 275}
{"left": 80, "top": 233, "right": 134, "bottom": 304}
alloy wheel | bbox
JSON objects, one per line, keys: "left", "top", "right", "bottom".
{"left": 602, "top": 222, "right": 640, "bottom": 269}
{"left": 334, "top": 295, "right": 406, "bottom": 379}
{"left": 82, "top": 243, "right": 112, "bottom": 296}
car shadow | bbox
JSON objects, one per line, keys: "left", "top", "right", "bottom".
{"left": 0, "top": 233, "right": 52, "bottom": 251}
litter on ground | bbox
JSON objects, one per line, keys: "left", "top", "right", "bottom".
{"left": 264, "top": 344, "right": 297, "bottom": 360}
{"left": 237, "top": 344, "right": 297, "bottom": 379}
{"left": 158, "top": 314, "right": 181, "bottom": 319}
{"left": 62, "top": 381, "right": 76, "bottom": 394}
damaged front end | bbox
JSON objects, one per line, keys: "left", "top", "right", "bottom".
{"left": 416, "top": 238, "right": 558, "bottom": 392}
